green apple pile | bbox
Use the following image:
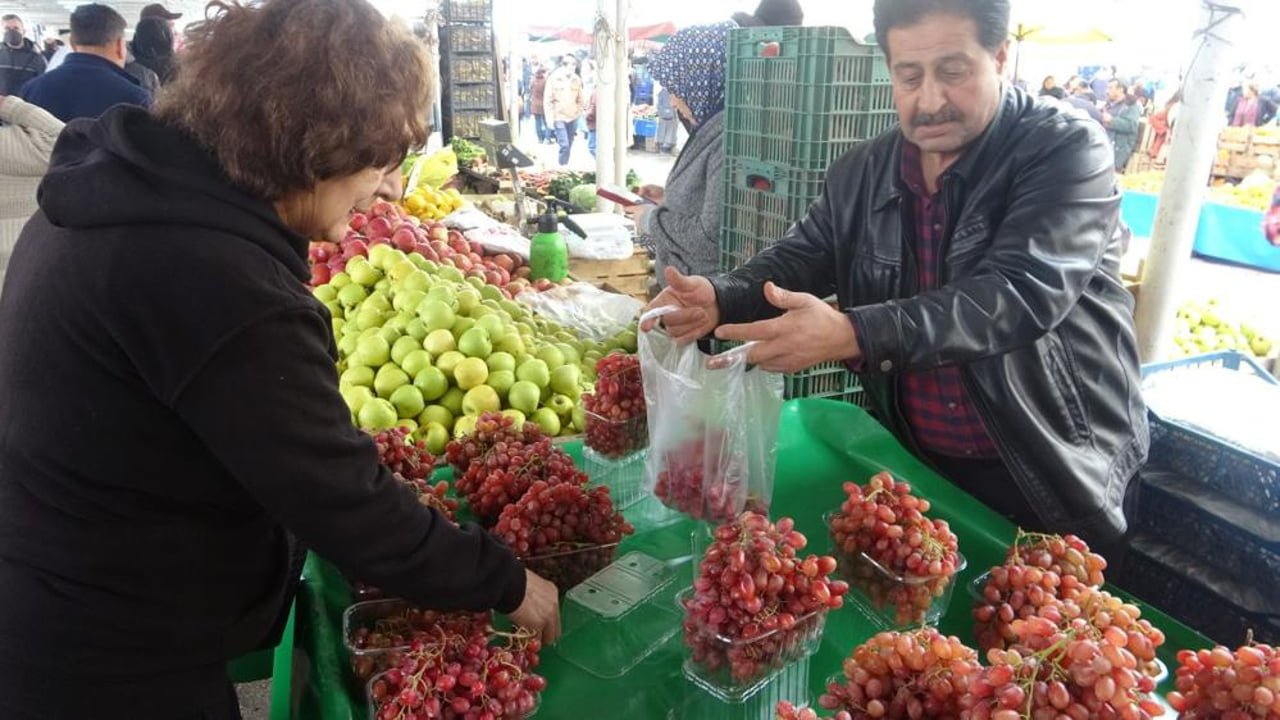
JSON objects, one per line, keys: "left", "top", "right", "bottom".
{"left": 313, "top": 244, "right": 639, "bottom": 453}
{"left": 1173, "top": 299, "right": 1273, "bottom": 359}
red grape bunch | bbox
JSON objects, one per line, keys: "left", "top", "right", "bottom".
{"left": 654, "top": 430, "right": 755, "bottom": 522}
{"left": 347, "top": 606, "right": 491, "bottom": 682}
{"left": 683, "top": 512, "right": 848, "bottom": 686}
{"left": 583, "top": 353, "right": 647, "bottom": 458}
{"left": 828, "top": 472, "right": 962, "bottom": 626}
{"left": 493, "top": 480, "right": 634, "bottom": 591}
{"left": 444, "top": 412, "right": 545, "bottom": 476}
{"left": 963, "top": 598, "right": 1166, "bottom": 720}
{"left": 368, "top": 619, "right": 546, "bottom": 720}
{"left": 373, "top": 427, "right": 438, "bottom": 484}
{"left": 454, "top": 437, "right": 588, "bottom": 526}
{"left": 1167, "top": 641, "right": 1280, "bottom": 718}
{"left": 972, "top": 530, "right": 1106, "bottom": 654}
{"left": 817, "top": 628, "right": 981, "bottom": 719}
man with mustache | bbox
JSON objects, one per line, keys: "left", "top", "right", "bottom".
{"left": 645, "top": 0, "right": 1146, "bottom": 559}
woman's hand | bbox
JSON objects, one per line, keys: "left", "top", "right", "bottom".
{"left": 622, "top": 203, "right": 651, "bottom": 226}
{"left": 637, "top": 184, "right": 665, "bottom": 203}
{"left": 509, "top": 569, "right": 561, "bottom": 644}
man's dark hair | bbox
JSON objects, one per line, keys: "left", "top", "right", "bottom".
{"left": 873, "top": 0, "right": 1010, "bottom": 55}
{"left": 70, "top": 3, "right": 126, "bottom": 47}
{"left": 1108, "top": 78, "right": 1129, "bottom": 94}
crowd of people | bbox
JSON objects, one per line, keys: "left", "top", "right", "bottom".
{"left": 1036, "top": 67, "right": 1280, "bottom": 174}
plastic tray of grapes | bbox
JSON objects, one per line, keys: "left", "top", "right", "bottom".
{"left": 522, "top": 541, "right": 621, "bottom": 593}
{"left": 673, "top": 655, "right": 811, "bottom": 720}
{"left": 342, "top": 599, "right": 491, "bottom": 682}
{"left": 964, "top": 569, "right": 1171, "bottom": 684}
{"left": 555, "top": 551, "right": 682, "bottom": 678}
{"left": 677, "top": 588, "right": 827, "bottom": 703}
{"left": 839, "top": 545, "right": 966, "bottom": 630}
{"left": 584, "top": 409, "right": 648, "bottom": 460}
{"left": 823, "top": 509, "right": 965, "bottom": 629}
{"left": 583, "top": 445, "right": 647, "bottom": 510}
{"left": 366, "top": 666, "right": 541, "bottom": 719}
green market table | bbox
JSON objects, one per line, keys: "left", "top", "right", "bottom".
{"left": 282, "top": 399, "right": 1210, "bottom": 719}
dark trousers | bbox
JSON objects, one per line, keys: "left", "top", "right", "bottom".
{"left": 554, "top": 120, "right": 576, "bottom": 166}
{"left": 926, "top": 453, "right": 1141, "bottom": 575}
{"left": 534, "top": 113, "right": 549, "bottom": 142}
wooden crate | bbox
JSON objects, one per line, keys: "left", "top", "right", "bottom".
{"left": 571, "top": 247, "right": 653, "bottom": 301}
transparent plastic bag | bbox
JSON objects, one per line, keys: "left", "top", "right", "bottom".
{"left": 516, "top": 282, "right": 643, "bottom": 342}
{"left": 638, "top": 307, "right": 785, "bottom": 522}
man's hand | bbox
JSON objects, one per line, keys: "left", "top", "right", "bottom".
{"left": 1102, "top": 111, "right": 1113, "bottom": 125}
{"left": 508, "top": 569, "right": 561, "bottom": 644}
{"left": 715, "top": 282, "right": 861, "bottom": 373}
{"left": 641, "top": 267, "right": 720, "bottom": 345}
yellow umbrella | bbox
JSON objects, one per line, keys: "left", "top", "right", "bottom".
{"left": 1009, "top": 22, "right": 1114, "bottom": 82}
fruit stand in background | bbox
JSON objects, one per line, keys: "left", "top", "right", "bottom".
{"left": 1119, "top": 183, "right": 1280, "bottom": 274}
{"left": 274, "top": 399, "right": 1220, "bottom": 719}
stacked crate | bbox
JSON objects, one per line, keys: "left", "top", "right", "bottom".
{"left": 716, "top": 27, "right": 894, "bottom": 405}
{"left": 1120, "top": 352, "right": 1280, "bottom": 646}
{"left": 440, "top": 0, "right": 499, "bottom": 141}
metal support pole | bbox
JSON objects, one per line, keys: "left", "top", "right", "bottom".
{"left": 594, "top": 0, "right": 617, "bottom": 212}
{"left": 1135, "top": 0, "right": 1244, "bottom": 361}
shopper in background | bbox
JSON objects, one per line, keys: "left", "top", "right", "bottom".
{"left": 544, "top": 53, "right": 585, "bottom": 166}
{"left": 1, "top": 15, "right": 46, "bottom": 95}
{"left": 530, "top": 63, "right": 550, "bottom": 143}
{"left": 19, "top": 3, "right": 151, "bottom": 121}
{"left": 1230, "top": 81, "right": 1277, "bottom": 127}
{"left": 139, "top": 2, "right": 182, "bottom": 31}
{"left": 624, "top": 22, "right": 733, "bottom": 283}
{"left": 124, "top": 46, "right": 161, "bottom": 96}
{"left": 731, "top": 0, "right": 805, "bottom": 26}
{"left": 0, "top": 94, "right": 63, "bottom": 299}
{"left": 1147, "top": 88, "right": 1181, "bottom": 163}
{"left": 0, "top": 0, "right": 560, "bottom": 716}
{"left": 132, "top": 17, "right": 178, "bottom": 84}
{"left": 44, "top": 29, "right": 72, "bottom": 69}
{"left": 1265, "top": 183, "right": 1280, "bottom": 246}
{"left": 655, "top": 84, "right": 679, "bottom": 154}
{"left": 585, "top": 88, "right": 598, "bottom": 157}
{"left": 1103, "top": 79, "right": 1140, "bottom": 172}
{"left": 1065, "top": 76, "right": 1103, "bottom": 123}
{"left": 1039, "top": 75, "right": 1065, "bottom": 100}
{"left": 645, "top": 0, "right": 1146, "bottom": 556}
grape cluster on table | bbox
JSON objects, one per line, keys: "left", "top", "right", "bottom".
{"left": 684, "top": 512, "right": 848, "bottom": 687}
{"left": 828, "top": 472, "right": 961, "bottom": 626}
{"left": 367, "top": 612, "right": 546, "bottom": 720}
{"left": 1167, "top": 642, "right": 1280, "bottom": 718}
{"left": 583, "top": 353, "right": 647, "bottom": 459}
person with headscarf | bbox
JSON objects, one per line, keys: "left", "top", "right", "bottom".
{"left": 731, "top": 0, "right": 804, "bottom": 27}
{"left": 623, "top": 22, "right": 732, "bottom": 285}
{"left": 131, "top": 16, "right": 176, "bottom": 85}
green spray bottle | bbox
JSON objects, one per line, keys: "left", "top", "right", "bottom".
{"left": 529, "top": 210, "right": 569, "bottom": 283}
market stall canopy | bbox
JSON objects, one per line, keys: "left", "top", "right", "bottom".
{"left": 525, "top": 22, "right": 676, "bottom": 45}
{"left": 1011, "top": 23, "right": 1114, "bottom": 46}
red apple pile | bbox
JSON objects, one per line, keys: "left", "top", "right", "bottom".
{"left": 308, "top": 200, "right": 531, "bottom": 292}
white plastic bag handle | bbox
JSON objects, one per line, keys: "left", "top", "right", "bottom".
{"left": 638, "top": 306, "right": 756, "bottom": 367}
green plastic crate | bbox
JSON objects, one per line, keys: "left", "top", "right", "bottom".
{"left": 725, "top": 26, "right": 895, "bottom": 170}
{"left": 443, "top": 0, "right": 492, "bottom": 24}
{"left": 710, "top": 340, "right": 866, "bottom": 405}
{"left": 720, "top": 158, "right": 827, "bottom": 272}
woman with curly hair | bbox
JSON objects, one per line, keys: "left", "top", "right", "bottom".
{"left": 0, "top": 1, "right": 559, "bottom": 717}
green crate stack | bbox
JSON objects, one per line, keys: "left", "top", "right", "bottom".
{"left": 710, "top": 339, "right": 868, "bottom": 406}
{"left": 723, "top": 26, "right": 894, "bottom": 171}
{"left": 440, "top": 23, "right": 500, "bottom": 140}
{"left": 718, "top": 27, "right": 889, "bottom": 407}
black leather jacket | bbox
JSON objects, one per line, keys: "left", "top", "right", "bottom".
{"left": 710, "top": 87, "right": 1148, "bottom": 544}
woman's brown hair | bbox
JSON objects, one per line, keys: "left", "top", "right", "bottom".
{"left": 155, "top": 0, "right": 430, "bottom": 200}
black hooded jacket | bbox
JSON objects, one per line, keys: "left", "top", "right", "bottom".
{"left": 0, "top": 107, "right": 526, "bottom": 679}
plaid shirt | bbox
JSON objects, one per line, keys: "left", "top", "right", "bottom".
{"left": 896, "top": 142, "right": 999, "bottom": 459}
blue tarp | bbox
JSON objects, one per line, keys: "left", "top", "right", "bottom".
{"left": 1120, "top": 191, "right": 1280, "bottom": 273}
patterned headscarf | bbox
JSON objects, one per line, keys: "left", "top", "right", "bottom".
{"left": 649, "top": 21, "right": 734, "bottom": 127}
